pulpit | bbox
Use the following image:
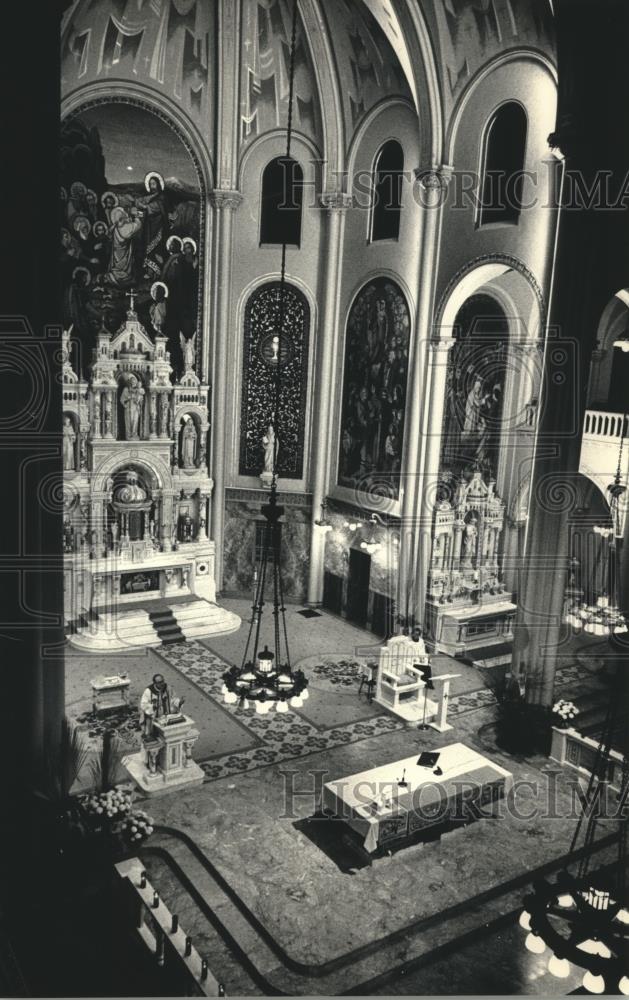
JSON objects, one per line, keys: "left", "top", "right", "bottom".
{"left": 123, "top": 713, "right": 204, "bottom": 796}
{"left": 429, "top": 673, "right": 460, "bottom": 733}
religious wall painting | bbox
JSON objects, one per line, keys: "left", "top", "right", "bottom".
{"left": 62, "top": 0, "right": 214, "bottom": 130}
{"left": 321, "top": 0, "right": 411, "bottom": 134}
{"left": 61, "top": 100, "right": 203, "bottom": 377}
{"left": 337, "top": 278, "right": 411, "bottom": 500}
{"left": 441, "top": 294, "right": 508, "bottom": 484}
{"left": 240, "top": 0, "right": 320, "bottom": 147}
{"left": 239, "top": 282, "right": 310, "bottom": 478}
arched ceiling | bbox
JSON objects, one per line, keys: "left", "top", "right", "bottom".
{"left": 61, "top": 0, "right": 555, "bottom": 175}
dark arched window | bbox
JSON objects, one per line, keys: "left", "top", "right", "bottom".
{"left": 260, "top": 156, "right": 303, "bottom": 246}
{"left": 478, "top": 102, "right": 527, "bottom": 226}
{"left": 371, "top": 140, "right": 404, "bottom": 242}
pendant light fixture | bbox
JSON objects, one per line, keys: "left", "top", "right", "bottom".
{"left": 222, "top": 0, "right": 308, "bottom": 714}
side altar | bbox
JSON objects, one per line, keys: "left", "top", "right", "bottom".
{"left": 60, "top": 313, "right": 219, "bottom": 631}
{"left": 424, "top": 472, "right": 516, "bottom": 658}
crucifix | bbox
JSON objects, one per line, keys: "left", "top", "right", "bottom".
{"left": 125, "top": 289, "right": 137, "bottom": 315}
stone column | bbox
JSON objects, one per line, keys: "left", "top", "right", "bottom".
{"left": 161, "top": 494, "right": 174, "bottom": 553}
{"left": 103, "top": 390, "right": 114, "bottom": 439}
{"left": 516, "top": 113, "right": 629, "bottom": 702}
{"left": 307, "top": 192, "right": 352, "bottom": 605}
{"left": 413, "top": 337, "right": 455, "bottom": 629}
{"left": 149, "top": 391, "right": 157, "bottom": 439}
{"left": 93, "top": 390, "right": 102, "bottom": 439}
{"left": 398, "top": 167, "right": 452, "bottom": 629}
{"left": 209, "top": 189, "right": 243, "bottom": 592}
{"left": 90, "top": 497, "right": 105, "bottom": 554}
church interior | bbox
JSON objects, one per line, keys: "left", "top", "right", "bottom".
{"left": 2, "top": 0, "right": 629, "bottom": 996}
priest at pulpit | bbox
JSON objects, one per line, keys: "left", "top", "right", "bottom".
{"left": 140, "top": 673, "right": 182, "bottom": 738}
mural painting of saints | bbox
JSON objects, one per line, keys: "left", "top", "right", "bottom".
{"left": 337, "top": 279, "right": 411, "bottom": 499}
{"left": 139, "top": 171, "right": 169, "bottom": 280}
{"left": 60, "top": 102, "right": 202, "bottom": 376}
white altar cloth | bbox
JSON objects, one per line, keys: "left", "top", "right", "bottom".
{"left": 320, "top": 742, "right": 513, "bottom": 853}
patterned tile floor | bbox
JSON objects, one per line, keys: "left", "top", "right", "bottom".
{"left": 156, "top": 641, "right": 404, "bottom": 781}
{"left": 66, "top": 601, "right": 598, "bottom": 786}
{"left": 153, "top": 638, "right": 535, "bottom": 782}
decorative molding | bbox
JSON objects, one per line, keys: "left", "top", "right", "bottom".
{"left": 226, "top": 488, "right": 312, "bottom": 508}
{"left": 434, "top": 254, "right": 547, "bottom": 332}
{"left": 210, "top": 189, "right": 243, "bottom": 211}
{"left": 320, "top": 192, "right": 353, "bottom": 212}
{"left": 414, "top": 165, "right": 454, "bottom": 191}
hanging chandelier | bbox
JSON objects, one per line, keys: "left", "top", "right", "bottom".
{"left": 564, "top": 426, "right": 628, "bottom": 636}
{"left": 518, "top": 659, "right": 629, "bottom": 993}
{"left": 221, "top": 0, "right": 308, "bottom": 715}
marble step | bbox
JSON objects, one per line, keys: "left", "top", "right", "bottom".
{"left": 171, "top": 602, "right": 231, "bottom": 623}
{"left": 68, "top": 603, "right": 240, "bottom": 651}
{"left": 140, "top": 853, "right": 264, "bottom": 997}
{"left": 144, "top": 826, "right": 621, "bottom": 996}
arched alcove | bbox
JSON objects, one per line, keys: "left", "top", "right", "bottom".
{"left": 61, "top": 98, "right": 204, "bottom": 376}
{"left": 259, "top": 156, "right": 304, "bottom": 247}
{"left": 337, "top": 277, "right": 411, "bottom": 501}
{"left": 478, "top": 102, "right": 528, "bottom": 227}
{"left": 441, "top": 294, "right": 509, "bottom": 481}
{"left": 370, "top": 140, "right": 404, "bottom": 242}
{"left": 239, "top": 280, "right": 311, "bottom": 479}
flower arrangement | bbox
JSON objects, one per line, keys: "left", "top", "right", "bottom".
{"left": 120, "top": 809, "right": 154, "bottom": 844}
{"left": 80, "top": 786, "right": 133, "bottom": 821}
{"left": 552, "top": 699, "right": 579, "bottom": 727}
{"left": 79, "top": 785, "right": 155, "bottom": 848}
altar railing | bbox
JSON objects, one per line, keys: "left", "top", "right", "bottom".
{"left": 549, "top": 725, "right": 625, "bottom": 793}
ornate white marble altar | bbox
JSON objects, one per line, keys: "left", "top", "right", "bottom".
{"left": 60, "top": 318, "right": 227, "bottom": 638}
{"left": 425, "top": 472, "right": 516, "bottom": 656}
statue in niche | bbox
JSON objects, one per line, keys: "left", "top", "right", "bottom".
{"left": 463, "top": 516, "right": 478, "bottom": 562}
{"left": 121, "top": 374, "right": 145, "bottom": 440}
{"left": 180, "top": 331, "right": 197, "bottom": 373}
{"left": 262, "top": 423, "right": 278, "bottom": 475}
{"left": 181, "top": 420, "right": 197, "bottom": 468}
{"left": 110, "top": 520, "right": 119, "bottom": 551}
{"left": 463, "top": 377, "right": 484, "bottom": 435}
{"left": 63, "top": 417, "right": 76, "bottom": 471}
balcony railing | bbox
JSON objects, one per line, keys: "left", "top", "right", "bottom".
{"left": 583, "top": 409, "right": 629, "bottom": 440}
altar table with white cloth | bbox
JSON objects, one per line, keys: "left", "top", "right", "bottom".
{"left": 320, "top": 742, "right": 513, "bottom": 854}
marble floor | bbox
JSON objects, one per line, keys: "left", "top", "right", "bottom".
{"left": 65, "top": 603, "right": 619, "bottom": 995}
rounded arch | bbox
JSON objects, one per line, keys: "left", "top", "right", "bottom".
{"left": 445, "top": 50, "right": 558, "bottom": 166}
{"left": 336, "top": 274, "right": 413, "bottom": 504}
{"left": 386, "top": 0, "right": 445, "bottom": 168}
{"left": 346, "top": 97, "right": 417, "bottom": 185}
{"left": 61, "top": 86, "right": 213, "bottom": 194}
{"left": 436, "top": 255, "right": 546, "bottom": 338}
{"left": 259, "top": 155, "right": 304, "bottom": 247}
{"left": 293, "top": 0, "right": 344, "bottom": 187}
{"left": 477, "top": 100, "right": 528, "bottom": 226}
{"left": 369, "top": 138, "right": 405, "bottom": 243}
{"left": 588, "top": 289, "right": 629, "bottom": 410}
{"left": 238, "top": 278, "right": 312, "bottom": 480}
{"left": 237, "top": 129, "right": 322, "bottom": 193}
{"left": 92, "top": 452, "right": 173, "bottom": 494}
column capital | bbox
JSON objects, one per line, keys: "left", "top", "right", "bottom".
{"left": 429, "top": 334, "right": 455, "bottom": 353}
{"left": 319, "top": 191, "right": 353, "bottom": 212}
{"left": 210, "top": 188, "right": 243, "bottom": 211}
{"left": 414, "top": 164, "right": 454, "bottom": 191}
